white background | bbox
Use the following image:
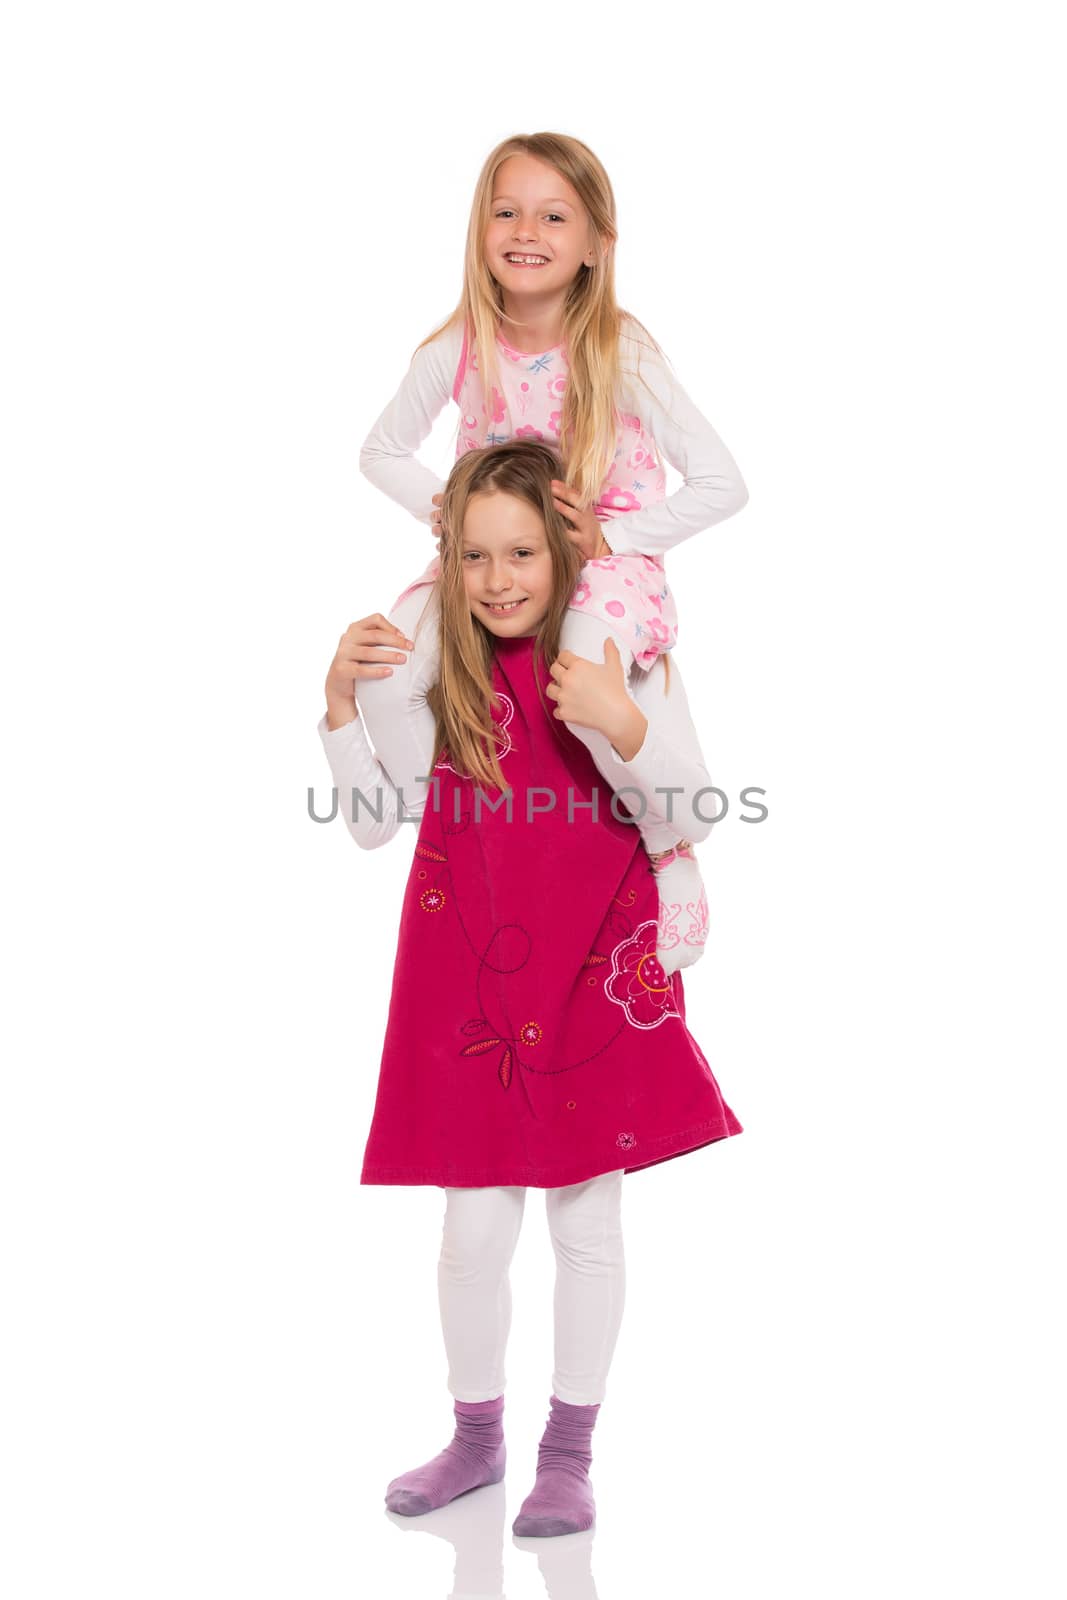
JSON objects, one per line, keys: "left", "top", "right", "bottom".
{"left": 3, "top": 3, "right": 1064, "bottom": 1596}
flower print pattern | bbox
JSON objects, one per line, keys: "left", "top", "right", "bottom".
{"left": 599, "top": 487, "right": 641, "bottom": 514}
{"left": 604, "top": 921, "right": 681, "bottom": 1030}
{"left": 440, "top": 329, "right": 679, "bottom": 669}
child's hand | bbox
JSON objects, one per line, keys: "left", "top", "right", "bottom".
{"left": 546, "top": 638, "right": 647, "bottom": 758}
{"left": 324, "top": 614, "right": 414, "bottom": 730}
{"left": 551, "top": 479, "right": 612, "bottom": 562}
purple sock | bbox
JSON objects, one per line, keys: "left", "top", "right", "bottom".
{"left": 512, "top": 1395, "right": 600, "bottom": 1537}
{"left": 385, "top": 1395, "right": 506, "bottom": 1516}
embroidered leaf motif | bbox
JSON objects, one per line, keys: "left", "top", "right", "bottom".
{"left": 461, "top": 1038, "right": 502, "bottom": 1056}
{"left": 461, "top": 1018, "right": 488, "bottom": 1036}
{"left": 582, "top": 953, "right": 607, "bottom": 968}
{"left": 498, "top": 1048, "right": 512, "bottom": 1090}
{"left": 415, "top": 843, "right": 447, "bottom": 862}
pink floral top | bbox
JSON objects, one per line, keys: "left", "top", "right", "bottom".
{"left": 397, "top": 327, "right": 679, "bottom": 669}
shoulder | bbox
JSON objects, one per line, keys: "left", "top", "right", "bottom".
{"left": 409, "top": 319, "right": 466, "bottom": 386}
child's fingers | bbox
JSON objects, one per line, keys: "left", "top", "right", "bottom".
{"left": 351, "top": 615, "right": 414, "bottom": 648}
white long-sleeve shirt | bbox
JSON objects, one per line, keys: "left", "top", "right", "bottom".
{"left": 358, "top": 321, "right": 749, "bottom": 557}
{"left": 318, "top": 649, "right": 717, "bottom": 853}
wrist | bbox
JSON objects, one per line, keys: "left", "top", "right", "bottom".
{"left": 608, "top": 700, "right": 647, "bottom": 763}
{"left": 325, "top": 696, "right": 358, "bottom": 732}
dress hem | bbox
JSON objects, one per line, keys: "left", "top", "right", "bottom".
{"left": 360, "top": 1116, "right": 743, "bottom": 1190}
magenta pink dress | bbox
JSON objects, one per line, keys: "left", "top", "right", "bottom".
{"left": 360, "top": 632, "right": 741, "bottom": 1188}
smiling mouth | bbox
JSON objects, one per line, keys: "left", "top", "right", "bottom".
{"left": 483, "top": 598, "right": 527, "bottom": 614}
{"left": 503, "top": 253, "right": 549, "bottom": 267}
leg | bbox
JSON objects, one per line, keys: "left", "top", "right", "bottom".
{"left": 385, "top": 1185, "right": 526, "bottom": 1516}
{"left": 558, "top": 610, "right": 709, "bottom": 975}
{"left": 438, "top": 1184, "right": 527, "bottom": 1402}
{"left": 355, "top": 584, "right": 442, "bottom": 796}
{"left": 512, "top": 1172, "right": 625, "bottom": 1537}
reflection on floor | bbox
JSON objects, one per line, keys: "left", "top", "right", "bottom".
{"left": 386, "top": 1478, "right": 599, "bottom": 1599}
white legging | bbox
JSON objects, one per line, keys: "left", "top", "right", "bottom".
{"left": 439, "top": 1171, "right": 626, "bottom": 1408}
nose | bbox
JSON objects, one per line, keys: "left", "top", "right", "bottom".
{"left": 511, "top": 216, "right": 538, "bottom": 242}
{"left": 486, "top": 564, "right": 513, "bottom": 593}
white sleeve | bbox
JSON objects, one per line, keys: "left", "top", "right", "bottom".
{"left": 599, "top": 334, "right": 749, "bottom": 558}
{"left": 612, "top": 655, "right": 718, "bottom": 843}
{"left": 317, "top": 702, "right": 438, "bottom": 852}
{"left": 358, "top": 322, "right": 465, "bottom": 526}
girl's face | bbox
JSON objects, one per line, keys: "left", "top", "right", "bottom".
{"left": 460, "top": 490, "right": 555, "bottom": 638}
{"left": 485, "top": 154, "right": 598, "bottom": 302}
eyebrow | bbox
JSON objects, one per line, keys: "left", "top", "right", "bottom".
{"left": 461, "top": 536, "right": 546, "bottom": 548}
{"left": 491, "top": 194, "right": 574, "bottom": 207}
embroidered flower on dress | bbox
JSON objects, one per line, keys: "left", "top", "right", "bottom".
{"left": 519, "top": 1021, "right": 543, "bottom": 1046}
{"left": 420, "top": 886, "right": 446, "bottom": 914}
{"left": 435, "top": 693, "right": 516, "bottom": 774}
{"left": 604, "top": 921, "right": 680, "bottom": 1030}
{"left": 616, "top": 1131, "right": 637, "bottom": 1151}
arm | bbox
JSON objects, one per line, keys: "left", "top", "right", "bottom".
{"left": 319, "top": 614, "right": 439, "bottom": 851}
{"left": 614, "top": 655, "right": 717, "bottom": 843}
{"left": 318, "top": 705, "right": 437, "bottom": 851}
{"left": 550, "top": 629, "right": 717, "bottom": 844}
{"left": 358, "top": 322, "right": 465, "bottom": 526}
{"left": 598, "top": 332, "right": 749, "bottom": 558}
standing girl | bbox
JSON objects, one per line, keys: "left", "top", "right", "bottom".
{"left": 319, "top": 440, "right": 742, "bottom": 1537}
{"left": 356, "top": 130, "right": 749, "bottom": 976}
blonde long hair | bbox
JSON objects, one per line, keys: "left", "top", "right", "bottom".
{"left": 426, "top": 440, "right": 582, "bottom": 793}
{"left": 415, "top": 131, "right": 664, "bottom": 511}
